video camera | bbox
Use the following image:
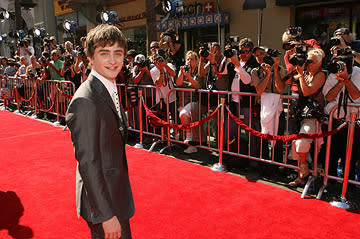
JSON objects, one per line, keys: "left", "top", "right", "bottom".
{"left": 328, "top": 47, "right": 354, "bottom": 74}
{"left": 289, "top": 44, "right": 308, "bottom": 66}
{"left": 154, "top": 55, "right": 165, "bottom": 63}
{"left": 329, "top": 37, "right": 341, "bottom": 47}
{"left": 39, "top": 52, "right": 51, "bottom": 65}
{"left": 163, "top": 32, "right": 176, "bottom": 43}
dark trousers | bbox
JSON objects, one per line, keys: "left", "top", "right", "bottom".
{"left": 86, "top": 219, "right": 131, "bottom": 239}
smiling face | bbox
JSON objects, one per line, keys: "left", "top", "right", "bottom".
{"left": 88, "top": 43, "right": 124, "bottom": 83}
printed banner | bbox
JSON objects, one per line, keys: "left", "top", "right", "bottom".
{"left": 156, "top": 12, "right": 230, "bottom": 32}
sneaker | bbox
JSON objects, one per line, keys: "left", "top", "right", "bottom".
{"left": 184, "top": 133, "right": 192, "bottom": 144}
{"left": 184, "top": 146, "right": 198, "bottom": 154}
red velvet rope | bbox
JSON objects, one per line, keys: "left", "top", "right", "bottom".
{"left": 143, "top": 101, "right": 221, "bottom": 130}
{"left": 37, "top": 94, "right": 57, "bottom": 113}
{"left": 57, "top": 88, "right": 73, "bottom": 99}
{"left": 16, "top": 87, "right": 36, "bottom": 103}
{"left": 225, "top": 105, "right": 346, "bottom": 142}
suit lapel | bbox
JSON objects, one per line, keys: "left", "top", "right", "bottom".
{"left": 88, "top": 75, "right": 128, "bottom": 138}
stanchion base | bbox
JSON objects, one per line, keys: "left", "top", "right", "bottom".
{"left": 53, "top": 121, "right": 61, "bottom": 127}
{"left": 134, "top": 142, "right": 144, "bottom": 149}
{"left": 14, "top": 110, "right": 20, "bottom": 114}
{"left": 330, "top": 197, "right": 351, "bottom": 209}
{"left": 211, "top": 163, "right": 225, "bottom": 172}
{"left": 31, "top": 114, "right": 38, "bottom": 119}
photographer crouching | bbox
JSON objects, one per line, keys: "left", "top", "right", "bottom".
{"left": 289, "top": 48, "right": 326, "bottom": 187}
{"left": 176, "top": 51, "right": 207, "bottom": 153}
{"left": 323, "top": 47, "right": 360, "bottom": 181}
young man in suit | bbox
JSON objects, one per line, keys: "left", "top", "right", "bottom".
{"left": 66, "top": 24, "right": 134, "bottom": 239}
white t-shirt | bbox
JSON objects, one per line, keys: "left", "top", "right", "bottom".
{"left": 231, "top": 63, "right": 251, "bottom": 103}
{"left": 150, "top": 63, "right": 176, "bottom": 104}
{"left": 322, "top": 66, "right": 360, "bottom": 119}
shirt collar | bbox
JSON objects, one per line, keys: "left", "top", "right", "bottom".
{"left": 90, "top": 69, "right": 118, "bottom": 96}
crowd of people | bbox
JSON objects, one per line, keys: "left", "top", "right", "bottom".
{"left": 1, "top": 26, "right": 360, "bottom": 187}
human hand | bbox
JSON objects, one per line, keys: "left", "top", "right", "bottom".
{"left": 102, "top": 216, "right": 121, "bottom": 239}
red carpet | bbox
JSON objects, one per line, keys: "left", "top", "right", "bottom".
{"left": 0, "top": 110, "right": 359, "bottom": 239}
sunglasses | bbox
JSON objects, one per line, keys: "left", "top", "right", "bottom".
{"left": 238, "top": 49, "right": 251, "bottom": 54}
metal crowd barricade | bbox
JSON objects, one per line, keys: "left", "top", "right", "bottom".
{"left": 116, "top": 84, "right": 161, "bottom": 144}
{"left": 317, "top": 104, "right": 360, "bottom": 206}
{"left": 36, "top": 79, "right": 75, "bottom": 125}
{"left": 0, "top": 75, "right": 17, "bottom": 110}
{"left": 147, "top": 88, "right": 330, "bottom": 197}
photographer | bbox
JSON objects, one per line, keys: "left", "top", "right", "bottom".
{"left": 74, "top": 45, "right": 89, "bottom": 83}
{"left": 0, "top": 57, "right": 8, "bottom": 74}
{"left": 323, "top": 49, "right": 360, "bottom": 180}
{"left": 227, "top": 38, "right": 261, "bottom": 158}
{"left": 148, "top": 41, "right": 160, "bottom": 63}
{"left": 251, "top": 46, "right": 286, "bottom": 161}
{"left": 65, "top": 41, "right": 77, "bottom": 58}
{"left": 26, "top": 55, "right": 41, "bottom": 77}
{"left": 4, "top": 59, "right": 18, "bottom": 77}
{"left": 61, "top": 53, "right": 81, "bottom": 89}
{"left": 16, "top": 38, "right": 34, "bottom": 65}
{"left": 330, "top": 28, "right": 360, "bottom": 66}
{"left": 46, "top": 50, "right": 64, "bottom": 81}
{"left": 282, "top": 27, "right": 321, "bottom": 73}
{"left": 16, "top": 56, "right": 28, "bottom": 77}
{"left": 289, "top": 48, "right": 326, "bottom": 187}
{"left": 159, "top": 28, "right": 184, "bottom": 72}
{"left": 150, "top": 53, "right": 176, "bottom": 123}
{"left": 176, "top": 51, "right": 207, "bottom": 153}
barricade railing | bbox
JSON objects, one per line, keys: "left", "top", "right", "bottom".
{"left": 136, "top": 88, "right": 354, "bottom": 198}
{"left": 0, "top": 76, "right": 75, "bottom": 124}
{"left": 317, "top": 103, "right": 360, "bottom": 208}
{"left": 116, "top": 84, "right": 161, "bottom": 144}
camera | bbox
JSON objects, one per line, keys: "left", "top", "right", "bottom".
{"left": 329, "top": 37, "right": 341, "bottom": 47}
{"left": 328, "top": 61, "right": 346, "bottom": 74}
{"left": 64, "top": 55, "right": 74, "bottom": 67}
{"left": 163, "top": 33, "right": 175, "bottom": 43}
{"left": 289, "top": 44, "right": 308, "bottom": 66}
{"left": 286, "top": 27, "right": 302, "bottom": 37}
{"left": 183, "top": 64, "right": 191, "bottom": 72}
{"left": 154, "top": 55, "right": 164, "bottom": 63}
{"left": 18, "top": 40, "right": 26, "bottom": 47}
{"left": 199, "top": 43, "right": 210, "bottom": 58}
{"left": 76, "top": 46, "right": 87, "bottom": 59}
{"left": 263, "top": 48, "right": 281, "bottom": 66}
{"left": 56, "top": 44, "right": 66, "bottom": 55}
{"left": 224, "top": 47, "right": 238, "bottom": 58}
{"left": 134, "top": 58, "right": 151, "bottom": 69}
{"left": 328, "top": 48, "right": 354, "bottom": 74}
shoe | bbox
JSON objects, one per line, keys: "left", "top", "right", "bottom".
{"left": 184, "top": 146, "right": 198, "bottom": 154}
{"left": 184, "top": 133, "right": 192, "bottom": 144}
{"left": 289, "top": 177, "right": 304, "bottom": 187}
{"left": 299, "top": 162, "right": 310, "bottom": 179}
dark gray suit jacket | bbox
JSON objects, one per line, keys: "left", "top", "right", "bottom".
{"left": 66, "top": 74, "right": 134, "bottom": 224}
